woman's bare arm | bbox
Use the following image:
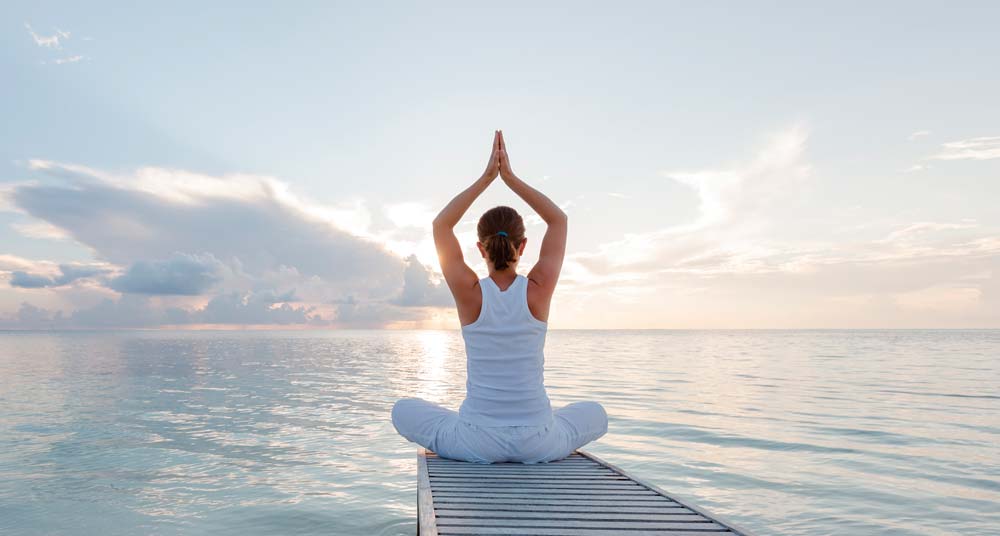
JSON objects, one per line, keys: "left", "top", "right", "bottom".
{"left": 498, "top": 131, "right": 567, "bottom": 290}
{"left": 432, "top": 131, "right": 501, "bottom": 290}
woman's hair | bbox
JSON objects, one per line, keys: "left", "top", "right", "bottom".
{"left": 478, "top": 206, "right": 526, "bottom": 271}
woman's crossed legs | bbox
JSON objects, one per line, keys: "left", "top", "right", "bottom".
{"left": 391, "top": 397, "right": 608, "bottom": 463}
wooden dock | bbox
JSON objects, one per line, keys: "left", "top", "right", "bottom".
{"left": 417, "top": 447, "right": 753, "bottom": 535}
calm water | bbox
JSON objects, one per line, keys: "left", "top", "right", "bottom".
{"left": 0, "top": 330, "right": 997, "bottom": 535}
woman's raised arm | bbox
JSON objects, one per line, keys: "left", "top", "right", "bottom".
{"left": 432, "top": 131, "right": 500, "bottom": 288}
{"left": 498, "top": 131, "right": 568, "bottom": 291}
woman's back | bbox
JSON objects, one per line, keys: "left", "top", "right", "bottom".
{"left": 391, "top": 129, "right": 605, "bottom": 463}
{"left": 459, "top": 273, "right": 553, "bottom": 427}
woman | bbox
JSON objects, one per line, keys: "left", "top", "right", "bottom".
{"left": 391, "top": 130, "right": 608, "bottom": 464}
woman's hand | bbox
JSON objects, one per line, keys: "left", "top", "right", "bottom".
{"left": 498, "top": 130, "right": 517, "bottom": 182}
{"left": 480, "top": 130, "right": 501, "bottom": 181}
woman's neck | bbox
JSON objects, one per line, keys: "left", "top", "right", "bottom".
{"left": 488, "top": 267, "right": 518, "bottom": 280}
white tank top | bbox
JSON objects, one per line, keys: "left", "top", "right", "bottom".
{"left": 459, "top": 273, "right": 553, "bottom": 427}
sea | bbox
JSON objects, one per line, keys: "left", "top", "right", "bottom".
{"left": 0, "top": 329, "right": 997, "bottom": 535}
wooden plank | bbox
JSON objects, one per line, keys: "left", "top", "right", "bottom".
{"left": 431, "top": 496, "right": 680, "bottom": 506}
{"left": 431, "top": 498, "right": 668, "bottom": 506}
{"left": 435, "top": 519, "right": 727, "bottom": 530}
{"left": 429, "top": 473, "right": 626, "bottom": 480}
{"left": 430, "top": 489, "right": 660, "bottom": 496}
{"left": 434, "top": 510, "right": 707, "bottom": 521}
{"left": 431, "top": 503, "right": 689, "bottom": 513}
{"left": 429, "top": 471, "right": 616, "bottom": 477}
{"left": 416, "top": 447, "right": 438, "bottom": 536}
{"left": 431, "top": 492, "right": 673, "bottom": 500}
{"left": 429, "top": 482, "right": 654, "bottom": 491}
{"left": 431, "top": 491, "right": 669, "bottom": 499}
{"left": 427, "top": 458, "right": 598, "bottom": 464}
{"left": 429, "top": 481, "right": 648, "bottom": 488}
{"left": 429, "top": 460, "right": 600, "bottom": 466}
{"left": 428, "top": 465, "right": 616, "bottom": 472}
{"left": 438, "top": 530, "right": 731, "bottom": 536}
{"left": 429, "top": 472, "right": 617, "bottom": 478}
{"left": 426, "top": 457, "right": 595, "bottom": 464}
{"left": 430, "top": 474, "right": 620, "bottom": 480}
{"left": 428, "top": 464, "right": 618, "bottom": 471}
{"left": 429, "top": 463, "right": 606, "bottom": 468}
{"left": 431, "top": 479, "right": 632, "bottom": 485}
{"left": 430, "top": 480, "right": 644, "bottom": 488}
{"left": 430, "top": 494, "right": 666, "bottom": 503}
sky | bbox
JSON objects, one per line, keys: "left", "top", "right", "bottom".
{"left": 2, "top": 2, "right": 999, "bottom": 329}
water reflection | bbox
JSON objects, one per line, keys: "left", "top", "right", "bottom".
{"left": 413, "top": 330, "right": 451, "bottom": 402}
{"left": 0, "top": 329, "right": 997, "bottom": 536}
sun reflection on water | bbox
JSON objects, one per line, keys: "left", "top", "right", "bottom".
{"left": 413, "top": 330, "right": 452, "bottom": 403}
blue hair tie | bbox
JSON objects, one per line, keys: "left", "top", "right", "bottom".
{"left": 496, "top": 231, "right": 508, "bottom": 237}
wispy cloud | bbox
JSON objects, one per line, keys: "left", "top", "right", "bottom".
{"left": 24, "top": 23, "right": 69, "bottom": 49}
{"left": 566, "top": 124, "right": 811, "bottom": 276}
{"left": 908, "top": 130, "right": 931, "bottom": 141}
{"left": 930, "top": 136, "right": 1000, "bottom": 161}
{"left": 554, "top": 126, "right": 1000, "bottom": 327}
{"left": 10, "top": 221, "right": 70, "bottom": 240}
{"left": 52, "top": 55, "right": 85, "bottom": 65}
{"left": 663, "top": 124, "right": 811, "bottom": 232}
{"left": 8, "top": 263, "right": 110, "bottom": 289}
{"left": 24, "top": 23, "right": 89, "bottom": 65}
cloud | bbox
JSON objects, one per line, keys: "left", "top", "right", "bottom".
{"left": 0, "top": 295, "right": 158, "bottom": 329}
{"left": 9, "top": 161, "right": 406, "bottom": 299}
{"left": 663, "top": 126, "right": 809, "bottom": 233}
{"left": 67, "top": 295, "right": 165, "bottom": 328}
{"left": 9, "top": 272, "right": 54, "bottom": 289}
{"left": 109, "top": 253, "right": 225, "bottom": 295}
{"left": 24, "top": 23, "right": 88, "bottom": 65}
{"left": 391, "top": 254, "right": 454, "bottom": 307}
{"left": 570, "top": 125, "right": 811, "bottom": 276}
{"left": 908, "top": 130, "right": 931, "bottom": 140}
{"left": 878, "top": 221, "right": 979, "bottom": 245}
{"left": 8, "top": 263, "right": 110, "bottom": 288}
{"left": 54, "top": 264, "right": 108, "bottom": 284}
{"left": 190, "top": 290, "right": 324, "bottom": 325}
{"left": 1, "top": 161, "right": 459, "bottom": 328}
{"left": 332, "top": 295, "right": 422, "bottom": 328}
{"left": 554, "top": 125, "right": 1000, "bottom": 327}
{"left": 665, "top": 125, "right": 811, "bottom": 232}
{"left": 571, "top": 127, "right": 996, "bottom": 284}
{"left": 52, "top": 55, "right": 85, "bottom": 65}
{"left": 0, "top": 303, "right": 66, "bottom": 330}
{"left": 385, "top": 202, "right": 437, "bottom": 229}
{"left": 0, "top": 290, "right": 329, "bottom": 329}
{"left": 930, "top": 136, "right": 1000, "bottom": 161}
{"left": 11, "top": 221, "right": 70, "bottom": 240}
{"left": 24, "top": 23, "right": 68, "bottom": 49}
{"left": 0, "top": 255, "right": 60, "bottom": 278}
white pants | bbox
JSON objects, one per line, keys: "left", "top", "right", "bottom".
{"left": 391, "top": 397, "right": 608, "bottom": 464}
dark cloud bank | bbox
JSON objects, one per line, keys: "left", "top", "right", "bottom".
{"left": 3, "top": 164, "right": 454, "bottom": 328}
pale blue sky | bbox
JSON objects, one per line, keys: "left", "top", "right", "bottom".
{"left": 2, "top": 2, "right": 999, "bottom": 328}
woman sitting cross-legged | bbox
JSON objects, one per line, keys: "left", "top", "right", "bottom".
{"left": 391, "top": 129, "right": 608, "bottom": 464}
